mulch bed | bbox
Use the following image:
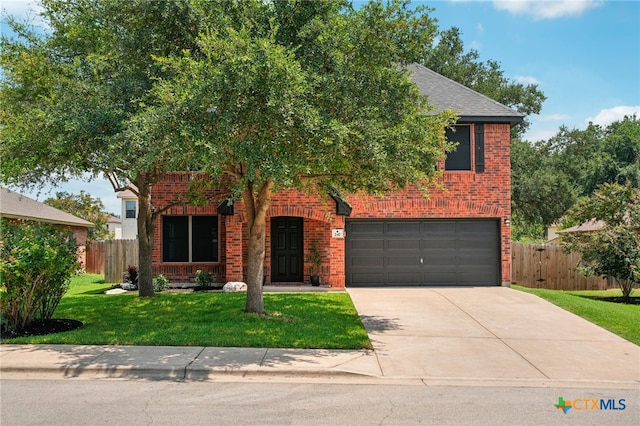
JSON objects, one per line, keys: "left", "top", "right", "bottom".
{"left": 1, "top": 319, "right": 83, "bottom": 340}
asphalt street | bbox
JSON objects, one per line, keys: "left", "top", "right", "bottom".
{"left": 2, "top": 378, "right": 638, "bottom": 425}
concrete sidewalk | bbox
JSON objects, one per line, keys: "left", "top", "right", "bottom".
{"left": 1, "top": 287, "right": 639, "bottom": 389}
{"left": 0, "top": 344, "right": 382, "bottom": 382}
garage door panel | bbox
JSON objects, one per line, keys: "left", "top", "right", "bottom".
{"left": 351, "top": 239, "right": 384, "bottom": 250}
{"left": 350, "top": 272, "right": 386, "bottom": 284}
{"left": 457, "top": 221, "right": 494, "bottom": 233}
{"left": 459, "top": 268, "right": 497, "bottom": 284}
{"left": 458, "top": 250, "right": 494, "bottom": 265}
{"left": 387, "top": 239, "right": 421, "bottom": 250}
{"left": 386, "top": 221, "right": 421, "bottom": 234}
{"left": 387, "top": 256, "right": 420, "bottom": 267}
{"left": 350, "top": 222, "right": 384, "bottom": 234}
{"left": 421, "top": 248, "right": 457, "bottom": 262}
{"left": 459, "top": 239, "right": 497, "bottom": 250}
{"left": 422, "top": 222, "right": 457, "bottom": 234}
{"left": 423, "top": 271, "right": 458, "bottom": 284}
{"left": 346, "top": 219, "right": 499, "bottom": 287}
{"left": 387, "top": 271, "right": 423, "bottom": 284}
{"left": 350, "top": 255, "right": 385, "bottom": 267}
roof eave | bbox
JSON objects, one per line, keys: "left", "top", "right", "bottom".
{"left": 1, "top": 213, "right": 94, "bottom": 228}
{"left": 456, "top": 115, "right": 525, "bottom": 125}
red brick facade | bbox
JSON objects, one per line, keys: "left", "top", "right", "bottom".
{"left": 151, "top": 122, "right": 512, "bottom": 287}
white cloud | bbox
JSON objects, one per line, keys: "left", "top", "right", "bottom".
{"left": 586, "top": 106, "right": 640, "bottom": 126}
{"left": 476, "top": 23, "right": 485, "bottom": 33}
{"left": 524, "top": 127, "right": 558, "bottom": 142}
{"left": 469, "top": 40, "right": 482, "bottom": 50}
{"left": 493, "top": 0, "right": 603, "bottom": 20}
{"left": 514, "top": 75, "right": 541, "bottom": 85}
{"left": 538, "top": 113, "right": 571, "bottom": 122}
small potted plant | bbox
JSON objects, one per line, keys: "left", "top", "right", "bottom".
{"left": 306, "top": 241, "right": 323, "bottom": 286}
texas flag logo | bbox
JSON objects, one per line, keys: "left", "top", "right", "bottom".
{"left": 554, "top": 397, "right": 572, "bottom": 414}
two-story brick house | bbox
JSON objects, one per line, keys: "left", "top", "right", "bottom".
{"left": 151, "top": 64, "right": 523, "bottom": 288}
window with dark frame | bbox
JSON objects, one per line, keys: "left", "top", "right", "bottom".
{"left": 125, "top": 200, "right": 137, "bottom": 218}
{"left": 444, "top": 125, "right": 472, "bottom": 171}
{"left": 162, "top": 215, "right": 218, "bottom": 263}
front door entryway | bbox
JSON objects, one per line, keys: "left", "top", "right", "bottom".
{"left": 271, "top": 217, "right": 303, "bottom": 282}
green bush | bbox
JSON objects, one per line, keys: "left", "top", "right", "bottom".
{"left": 194, "top": 269, "right": 213, "bottom": 286}
{"left": 0, "top": 220, "right": 80, "bottom": 332}
{"left": 152, "top": 274, "right": 169, "bottom": 292}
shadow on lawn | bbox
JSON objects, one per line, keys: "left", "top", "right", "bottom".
{"left": 575, "top": 295, "right": 640, "bottom": 305}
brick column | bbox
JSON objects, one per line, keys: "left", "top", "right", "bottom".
{"left": 225, "top": 217, "right": 243, "bottom": 282}
{"left": 328, "top": 216, "right": 346, "bottom": 288}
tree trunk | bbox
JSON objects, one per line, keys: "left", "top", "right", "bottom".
{"left": 242, "top": 180, "right": 274, "bottom": 314}
{"left": 136, "top": 176, "right": 155, "bottom": 297}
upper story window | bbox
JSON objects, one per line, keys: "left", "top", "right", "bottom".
{"left": 162, "top": 215, "right": 219, "bottom": 263}
{"left": 444, "top": 125, "right": 471, "bottom": 171}
{"left": 125, "top": 200, "right": 137, "bottom": 218}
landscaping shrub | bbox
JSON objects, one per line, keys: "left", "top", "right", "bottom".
{"left": 195, "top": 269, "right": 213, "bottom": 286}
{"left": 152, "top": 274, "right": 169, "bottom": 292}
{"left": 0, "top": 220, "right": 80, "bottom": 332}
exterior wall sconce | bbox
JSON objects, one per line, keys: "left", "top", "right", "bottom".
{"left": 504, "top": 218, "right": 511, "bottom": 226}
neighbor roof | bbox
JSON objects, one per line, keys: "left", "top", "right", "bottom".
{"left": 0, "top": 187, "right": 93, "bottom": 227}
{"left": 408, "top": 64, "right": 525, "bottom": 124}
{"left": 557, "top": 220, "right": 605, "bottom": 234}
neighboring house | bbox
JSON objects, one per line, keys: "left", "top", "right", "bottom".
{"left": 553, "top": 220, "right": 606, "bottom": 243}
{"left": 117, "top": 189, "right": 138, "bottom": 239}
{"left": 151, "top": 64, "right": 524, "bottom": 287}
{"left": 0, "top": 187, "right": 94, "bottom": 267}
{"left": 107, "top": 215, "right": 122, "bottom": 239}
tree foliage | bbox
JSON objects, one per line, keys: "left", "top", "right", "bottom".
{"left": 0, "top": 220, "right": 80, "bottom": 332}
{"left": 0, "top": 0, "right": 203, "bottom": 296}
{"left": 44, "top": 191, "right": 113, "bottom": 240}
{"left": 560, "top": 182, "right": 640, "bottom": 301}
{"left": 134, "top": 0, "right": 455, "bottom": 313}
{"left": 512, "top": 116, "right": 640, "bottom": 241}
{"left": 423, "top": 27, "right": 545, "bottom": 137}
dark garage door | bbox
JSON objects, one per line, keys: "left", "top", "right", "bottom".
{"left": 346, "top": 219, "right": 500, "bottom": 286}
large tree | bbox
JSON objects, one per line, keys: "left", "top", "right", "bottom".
{"left": 510, "top": 138, "right": 577, "bottom": 241}
{"left": 423, "top": 27, "right": 546, "bottom": 137}
{"left": 511, "top": 116, "right": 640, "bottom": 241}
{"left": 135, "top": 0, "right": 455, "bottom": 313}
{"left": 0, "top": 0, "right": 203, "bottom": 296}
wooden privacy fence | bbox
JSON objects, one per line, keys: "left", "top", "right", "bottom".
{"left": 512, "top": 242, "right": 613, "bottom": 290}
{"left": 86, "top": 239, "right": 138, "bottom": 284}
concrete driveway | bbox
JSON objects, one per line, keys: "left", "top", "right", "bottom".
{"left": 347, "top": 287, "right": 640, "bottom": 388}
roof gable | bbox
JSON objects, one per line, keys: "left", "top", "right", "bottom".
{"left": 0, "top": 187, "right": 93, "bottom": 228}
{"left": 408, "top": 64, "right": 525, "bottom": 124}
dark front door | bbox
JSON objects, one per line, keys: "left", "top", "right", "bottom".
{"left": 271, "top": 217, "right": 303, "bottom": 282}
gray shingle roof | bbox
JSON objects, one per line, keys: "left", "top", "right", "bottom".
{"left": 0, "top": 187, "right": 93, "bottom": 227}
{"left": 408, "top": 64, "right": 525, "bottom": 124}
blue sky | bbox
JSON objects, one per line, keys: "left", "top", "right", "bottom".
{"left": 2, "top": 0, "right": 639, "bottom": 215}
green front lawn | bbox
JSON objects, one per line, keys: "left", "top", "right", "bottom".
{"left": 514, "top": 285, "right": 640, "bottom": 346}
{"left": 2, "top": 274, "right": 372, "bottom": 349}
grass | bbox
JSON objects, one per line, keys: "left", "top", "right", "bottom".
{"left": 2, "top": 274, "right": 372, "bottom": 349}
{"left": 514, "top": 285, "right": 640, "bottom": 346}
